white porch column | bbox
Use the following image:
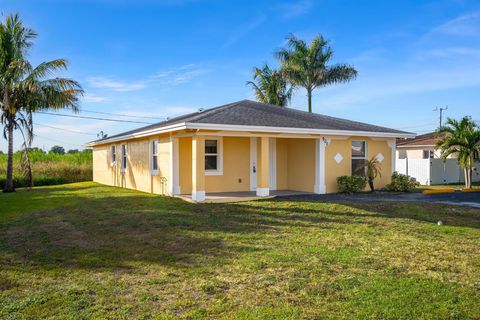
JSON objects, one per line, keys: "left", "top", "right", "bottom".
{"left": 314, "top": 137, "right": 327, "bottom": 194}
{"left": 256, "top": 137, "right": 270, "bottom": 196}
{"left": 170, "top": 137, "right": 180, "bottom": 195}
{"left": 192, "top": 135, "right": 206, "bottom": 202}
{"left": 388, "top": 140, "right": 396, "bottom": 174}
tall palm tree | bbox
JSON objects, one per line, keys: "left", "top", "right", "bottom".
{"left": 246, "top": 64, "right": 292, "bottom": 107}
{"left": 276, "top": 34, "right": 357, "bottom": 113}
{"left": 0, "top": 14, "right": 83, "bottom": 192}
{"left": 436, "top": 116, "right": 480, "bottom": 189}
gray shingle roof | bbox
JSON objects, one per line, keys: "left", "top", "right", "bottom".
{"left": 93, "top": 100, "right": 412, "bottom": 143}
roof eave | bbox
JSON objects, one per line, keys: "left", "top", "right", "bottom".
{"left": 84, "top": 122, "right": 188, "bottom": 147}
{"left": 185, "top": 123, "right": 416, "bottom": 139}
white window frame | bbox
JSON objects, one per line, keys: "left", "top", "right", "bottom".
{"left": 423, "top": 150, "right": 434, "bottom": 159}
{"left": 150, "top": 140, "right": 159, "bottom": 175}
{"left": 110, "top": 145, "right": 116, "bottom": 166}
{"left": 121, "top": 144, "right": 127, "bottom": 173}
{"left": 204, "top": 137, "right": 223, "bottom": 176}
{"left": 351, "top": 140, "right": 367, "bottom": 176}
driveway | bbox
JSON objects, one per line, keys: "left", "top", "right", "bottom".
{"left": 281, "top": 191, "right": 480, "bottom": 209}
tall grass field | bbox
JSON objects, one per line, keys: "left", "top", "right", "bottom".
{"left": 0, "top": 150, "right": 92, "bottom": 189}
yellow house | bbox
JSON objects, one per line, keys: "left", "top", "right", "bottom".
{"left": 86, "top": 100, "right": 414, "bottom": 202}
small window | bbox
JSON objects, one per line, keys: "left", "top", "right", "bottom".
{"left": 352, "top": 140, "right": 367, "bottom": 176}
{"left": 121, "top": 144, "right": 127, "bottom": 172}
{"left": 423, "top": 150, "right": 433, "bottom": 159}
{"left": 151, "top": 140, "right": 158, "bottom": 173}
{"left": 205, "top": 140, "right": 218, "bottom": 171}
{"left": 111, "top": 145, "right": 116, "bottom": 164}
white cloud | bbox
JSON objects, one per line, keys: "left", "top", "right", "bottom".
{"left": 153, "top": 64, "right": 209, "bottom": 85}
{"left": 431, "top": 11, "right": 480, "bottom": 36}
{"left": 278, "top": 0, "right": 313, "bottom": 20}
{"left": 223, "top": 15, "right": 267, "bottom": 48}
{"left": 87, "top": 77, "right": 146, "bottom": 91}
{"left": 82, "top": 93, "right": 111, "bottom": 103}
{"left": 87, "top": 64, "right": 209, "bottom": 92}
{"left": 421, "top": 47, "right": 480, "bottom": 59}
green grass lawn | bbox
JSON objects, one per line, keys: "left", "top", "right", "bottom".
{"left": 1, "top": 182, "right": 479, "bottom": 319}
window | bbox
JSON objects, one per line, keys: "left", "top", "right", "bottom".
{"left": 423, "top": 150, "right": 433, "bottom": 159}
{"left": 150, "top": 140, "right": 159, "bottom": 174}
{"left": 121, "top": 144, "right": 127, "bottom": 172}
{"left": 352, "top": 140, "right": 367, "bottom": 176}
{"left": 205, "top": 138, "right": 223, "bottom": 175}
{"left": 111, "top": 145, "right": 116, "bottom": 165}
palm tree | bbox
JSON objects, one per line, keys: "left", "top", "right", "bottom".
{"left": 364, "top": 157, "right": 382, "bottom": 192}
{"left": 0, "top": 14, "right": 83, "bottom": 192}
{"left": 246, "top": 64, "right": 292, "bottom": 107}
{"left": 276, "top": 34, "right": 357, "bottom": 113}
{"left": 436, "top": 116, "right": 480, "bottom": 189}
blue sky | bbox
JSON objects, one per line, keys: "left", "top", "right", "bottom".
{"left": 1, "top": 0, "right": 480, "bottom": 152}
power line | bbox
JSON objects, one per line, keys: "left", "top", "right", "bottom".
{"left": 80, "top": 108, "right": 166, "bottom": 121}
{"left": 35, "top": 111, "right": 154, "bottom": 124}
{"left": 35, "top": 123, "right": 97, "bottom": 136}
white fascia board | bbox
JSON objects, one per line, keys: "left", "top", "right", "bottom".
{"left": 185, "top": 122, "right": 416, "bottom": 139}
{"left": 85, "top": 122, "right": 187, "bottom": 147}
{"left": 396, "top": 144, "right": 435, "bottom": 148}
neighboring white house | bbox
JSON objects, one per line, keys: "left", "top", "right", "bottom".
{"left": 396, "top": 132, "right": 480, "bottom": 185}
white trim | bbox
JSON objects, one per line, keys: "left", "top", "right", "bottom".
{"left": 85, "top": 122, "right": 187, "bottom": 147}
{"left": 314, "top": 138, "right": 326, "bottom": 194}
{"left": 191, "top": 190, "right": 205, "bottom": 202}
{"left": 149, "top": 139, "right": 159, "bottom": 176}
{"left": 170, "top": 137, "right": 180, "bottom": 195}
{"left": 86, "top": 121, "right": 414, "bottom": 147}
{"left": 186, "top": 123, "right": 415, "bottom": 139}
{"left": 388, "top": 141, "right": 396, "bottom": 174}
{"left": 120, "top": 143, "right": 127, "bottom": 173}
{"left": 396, "top": 144, "right": 434, "bottom": 148}
{"left": 351, "top": 140, "right": 368, "bottom": 175}
{"left": 256, "top": 187, "right": 269, "bottom": 197}
{"left": 110, "top": 145, "right": 116, "bottom": 167}
{"left": 204, "top": 136, "right": 223, "bottom": 176}
{"left": 250, "top": 137, "right": 257, "bottom": 191}
{"left": 269, "top": 138, "right": 276, "bottom": 190}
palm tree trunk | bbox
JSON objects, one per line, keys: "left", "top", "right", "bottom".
{"left": 368, "top": 178, "right": 375, "bottom": 192}
{"left": 468, "top": 167, "right": 473, "bottom": 189}
{"left": 464, "top": 168, "right": 468, "bottom": 189}
{"left": 3, "top": 120, "right": 15, "bottom": 193}
{"left": 307, "top": 88, "right": 312, "bottom": 113}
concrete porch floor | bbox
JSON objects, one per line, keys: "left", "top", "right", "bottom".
{"left": 176, "top": 190, "right": 312, "bottom": 203}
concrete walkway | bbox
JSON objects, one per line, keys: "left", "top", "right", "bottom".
{"left": 281, "top": 191, "right": 480, "bottom": 209}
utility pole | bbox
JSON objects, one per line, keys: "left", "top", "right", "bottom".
{"left": 433, "top": 106, "right": 448, "bottom": 129}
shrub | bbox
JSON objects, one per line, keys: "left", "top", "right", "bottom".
{"left": 386, "top": 172, "right": 419, "bottom": 192}
{"left": 337, "top": 175, "right": 367, "bottom": 193}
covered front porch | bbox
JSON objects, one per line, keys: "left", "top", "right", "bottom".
{"left": 172, "top": 133, "right": 328, "bottom": 202}
{"left": 176, "top": 190, "right": 312, "bottom": 203}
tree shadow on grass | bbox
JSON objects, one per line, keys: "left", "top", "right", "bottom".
{"left": 2, "top": 184, "right": 479, "bottom": 273}
{"left": 252, "top": 197, "right": 480, "bottom": 229}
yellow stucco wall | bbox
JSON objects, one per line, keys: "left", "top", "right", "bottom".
{"left": 92, "top": 135, "right": 171, "bottom": 195}
{"left": 274, "top": 138, "right": 316, "bottom": 193}
{"left": 93, "top": 132, "right": 395, "bottom": 196}
{"left": 325, "top": 137, "right": 393, "bottom": 193}
{"left": 276, "top": 139, "right": 288, "bottom": 190}
{"left": 178, "top": 136, "right": 251, "bottom": 194}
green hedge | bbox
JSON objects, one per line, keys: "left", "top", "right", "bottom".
{"left": 337, "top": 175, "right": 367, "bottom": 193}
